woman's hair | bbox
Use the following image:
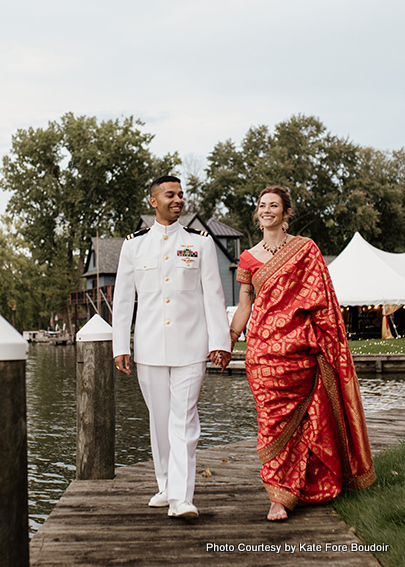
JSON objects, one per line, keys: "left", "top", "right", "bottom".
{"left": 253, "top": 186, "right": 292, "bottom": 227}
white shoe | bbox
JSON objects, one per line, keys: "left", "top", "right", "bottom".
{"left": 168, "top": 500, "right": 199, "bottom": 518}
{"left": 148, "top": 491, "right": 169, "bottom": 507}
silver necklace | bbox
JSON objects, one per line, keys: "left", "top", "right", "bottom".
{"left": 262, "top": 234, "right": 288, "bottom": 254}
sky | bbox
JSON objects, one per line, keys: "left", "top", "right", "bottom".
{"left": 1, "top": 0, "right": 404, "bottom": 214}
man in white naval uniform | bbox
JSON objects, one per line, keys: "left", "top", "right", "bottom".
{"left": 113, "top": 175, "right": 231, "bottom": 518}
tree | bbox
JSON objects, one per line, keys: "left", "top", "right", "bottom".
{"left": 198, "top": 115, "right": 403, "bottom": 254}
{"left": 0, "top": 224, "right": 46, "bottom": 331}
{"left": 1, "top": 113, "right": 180, "bottom": 325}
{"left": 349, "top": 147, "right": 405, "bottom": 252}
{"left": 200, "top": 128, "right": 273, "bottom": 248}
{"left": 180, "top": 153, "right": 207, "bottom": 213}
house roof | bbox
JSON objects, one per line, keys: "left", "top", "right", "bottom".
{"left": 82, "top": 237, "right": 124, "bottom": 277}
{"left": 206, "top": 218, "right": 243, "bottom": 238}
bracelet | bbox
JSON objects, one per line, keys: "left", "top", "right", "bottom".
{"left": 230, "top": 327, "right": 241, "bottom": 337}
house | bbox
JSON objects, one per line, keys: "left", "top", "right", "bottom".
{"left": 71, "top": 215, "right": 243, "bottom": 327}
{"left": 82, "top": 237, "right": 125, "bottom": 290}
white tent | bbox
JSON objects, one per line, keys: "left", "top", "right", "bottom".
{"left": 328, "top": 232, "right": 405, "bottom": 306}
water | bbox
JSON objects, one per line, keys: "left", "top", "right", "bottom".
{"left": 25, "top": 344, "right": 405, "bottom": 535}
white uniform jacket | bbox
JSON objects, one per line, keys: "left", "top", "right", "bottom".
{"left": 112, "top": 220, "right": 231, "bottom": 366}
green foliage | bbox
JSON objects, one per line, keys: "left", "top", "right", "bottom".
{"left": 0, "top": 225, "right": 47, "bottom": 331}
{"left": 352, "top": 147, "right": 405, "bottom": 253}
{"left": 334, "top": 442, "right": 405, "bottom": 567}
{"left": 0, "top": 113, "right": 180, "bottom": 327}
{"left": 196, "top": 114, "right": 405, "bottom": 254}
{"left": 1, "top": 114, "right": 180, "bottom": 266}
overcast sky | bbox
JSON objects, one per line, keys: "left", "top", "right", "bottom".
{"left": 1, "top": 0, "right": 404, "bottom": 214}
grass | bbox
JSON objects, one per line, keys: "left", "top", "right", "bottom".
{"left": 234, "top": 337, "right": 405, "bottom": 355}
{"left": 333, "top": 442, "right": 405, "bottom": 567}
{"left": 348, "top": 337, "right": 405, "bottom": 355}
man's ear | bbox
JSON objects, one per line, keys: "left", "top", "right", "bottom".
{"left": 150, "top": 196, "right": 157, "bottom": 209}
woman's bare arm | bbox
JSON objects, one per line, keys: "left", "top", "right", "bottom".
{"left": 229, "top": 283, "right": 254, "bottom": 349}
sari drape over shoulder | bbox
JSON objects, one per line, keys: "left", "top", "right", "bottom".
{"left": 237, "top": 237, "right": 375, "bottom": 510}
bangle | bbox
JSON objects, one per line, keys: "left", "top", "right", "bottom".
{"left": 230, "top": 327, "right": 241, "bottom": 338}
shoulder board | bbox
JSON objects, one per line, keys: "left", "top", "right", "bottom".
{"left": 126, "top": 227, "right": 151, "bottom": 240}
{"left": 184, "top": 227, "right": 209, "bottom": 237}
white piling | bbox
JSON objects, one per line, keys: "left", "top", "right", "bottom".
{"left": 76, "top": 315, "right": 115, "bottom": 480}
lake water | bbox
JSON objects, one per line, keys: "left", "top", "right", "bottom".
{"left": 26, "top": 344, "right": 405, "bottom": 535}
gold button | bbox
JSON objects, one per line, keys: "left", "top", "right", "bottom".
{"left": 166, "top": 320, "right": 170, "bottom": 325}
{"left": 164, "top": 235, "right": 168, "bottom": 240}
{"left": 165, "top": 277, "right": 169, "bottom": 282}
{"left": 165, "top": 298, "right": 170, "bottom": 303}
{"left": 164, "top": 255, "right": 169, "bottom": 260}
{"left": 143, "top": 265, "right": 146, "bottom": 268}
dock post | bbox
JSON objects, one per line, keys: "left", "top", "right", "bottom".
{"left": 76, "top": 314, "right": 115, "bottom": 480}
{"left": 0, "top": 315, "right": 29, "bottom": 567}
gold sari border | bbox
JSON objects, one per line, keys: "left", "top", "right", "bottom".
{"left": 264, "top": 483, "right": 299, "bottom": 511}
{"left": 317, "top": 354, "right": 353, "bottom": 480}
{"left": 317, "top": 354, "right": 376, "bottom": 489}
{"left": 344, "top": 464, "right": 376, "bottom": 489}
{"left": 257, "top": 369, "right": 318, "bottom": 465}
{"left": 252, "top": 236, "right": 310, "bottom": 294}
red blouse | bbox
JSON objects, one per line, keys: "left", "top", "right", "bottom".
{"left": 236, "top": 249, "right": 263, "bottom": 284}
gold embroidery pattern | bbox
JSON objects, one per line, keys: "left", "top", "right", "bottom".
{"left": 252, "top": 236, "right": 309, "bottom": 293}
{"left": 257, "top": 370, "right": 318, "bottom": 465}
{"left": 345, "top": 465, "right": 377, "bottom": 489}
{"left": 264, "top": 483, "right": 299, "bottom": 511}
{"left": 236, "top": 266, "right": 252, "bottom": 284}
{"left": 317, "top": 354, "right": 351, "bottom": 480}
{"left": 318, "top": 354, "right": 376, "bottom": 489}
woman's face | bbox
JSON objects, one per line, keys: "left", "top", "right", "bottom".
{"left": 258, "top": 192, "right": 286, "bottom": 230}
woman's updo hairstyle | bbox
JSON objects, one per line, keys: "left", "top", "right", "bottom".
{"left": 253, "top": 186, "right": 292, "bottom": 228}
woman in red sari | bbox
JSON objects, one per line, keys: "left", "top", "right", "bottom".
{"left": 230, "top": 187, "right": 375, "bottom": 521}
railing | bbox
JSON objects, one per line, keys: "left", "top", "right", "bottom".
{"left": 70, "top": 285, "right": 115, "bottom": 307}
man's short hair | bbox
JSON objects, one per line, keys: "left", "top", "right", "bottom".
{"left": 150, "top": 175, "right": 181, "bottom": 197}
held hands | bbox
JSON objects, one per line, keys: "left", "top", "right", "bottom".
{"left": 207, "top": 350, "right": 231, "bottom": 372}
{"left": 114, "top": 354, "right": 131, "bottom": 375}
{"left": 116, "top": 352, "right": 231, "bottom": 374}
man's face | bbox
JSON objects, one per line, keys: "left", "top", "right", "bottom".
{"left": 150, "top": 181, "right": 184, "bottom": 225}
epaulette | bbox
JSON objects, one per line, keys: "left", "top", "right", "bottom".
{"left": 126, "top": 227, "right": 151, "bottom": 240}
{"left": 184, "top": 226, "right": 209, "bottom": 237}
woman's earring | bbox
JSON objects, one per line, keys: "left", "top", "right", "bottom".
{"left": 260, "top": 224, "right": 264, "bottom": 232}
{"left": 282, "top": 220, "right": 289, "bottom": 233}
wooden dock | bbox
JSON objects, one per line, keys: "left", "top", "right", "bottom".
{"left": 30, "top": 409, "right": 404, "bottom": 566}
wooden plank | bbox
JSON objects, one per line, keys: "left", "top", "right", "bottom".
{"left": 30, "top": 410, "right": 404, "bottom": 566}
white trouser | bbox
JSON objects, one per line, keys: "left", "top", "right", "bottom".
{"left": 136, "top": 361, "right": 206, "bottom": 503}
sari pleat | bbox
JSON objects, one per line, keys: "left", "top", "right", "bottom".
{"left": 239, "top": 236, "right": 375, "bottom": 510}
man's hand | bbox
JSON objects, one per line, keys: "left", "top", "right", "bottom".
{"left": 114, "top": 354, "right": 131, "bottom": 375}
{"left": 207, "top": 350, "right": 231, "bottom": 372}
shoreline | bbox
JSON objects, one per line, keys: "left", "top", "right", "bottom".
{"left": 206, "top": 351, "right": 405, "bottom": 374}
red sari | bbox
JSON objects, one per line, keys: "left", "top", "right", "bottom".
{"left": 237, "top": 237, "right": 375, "bottom": 510}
